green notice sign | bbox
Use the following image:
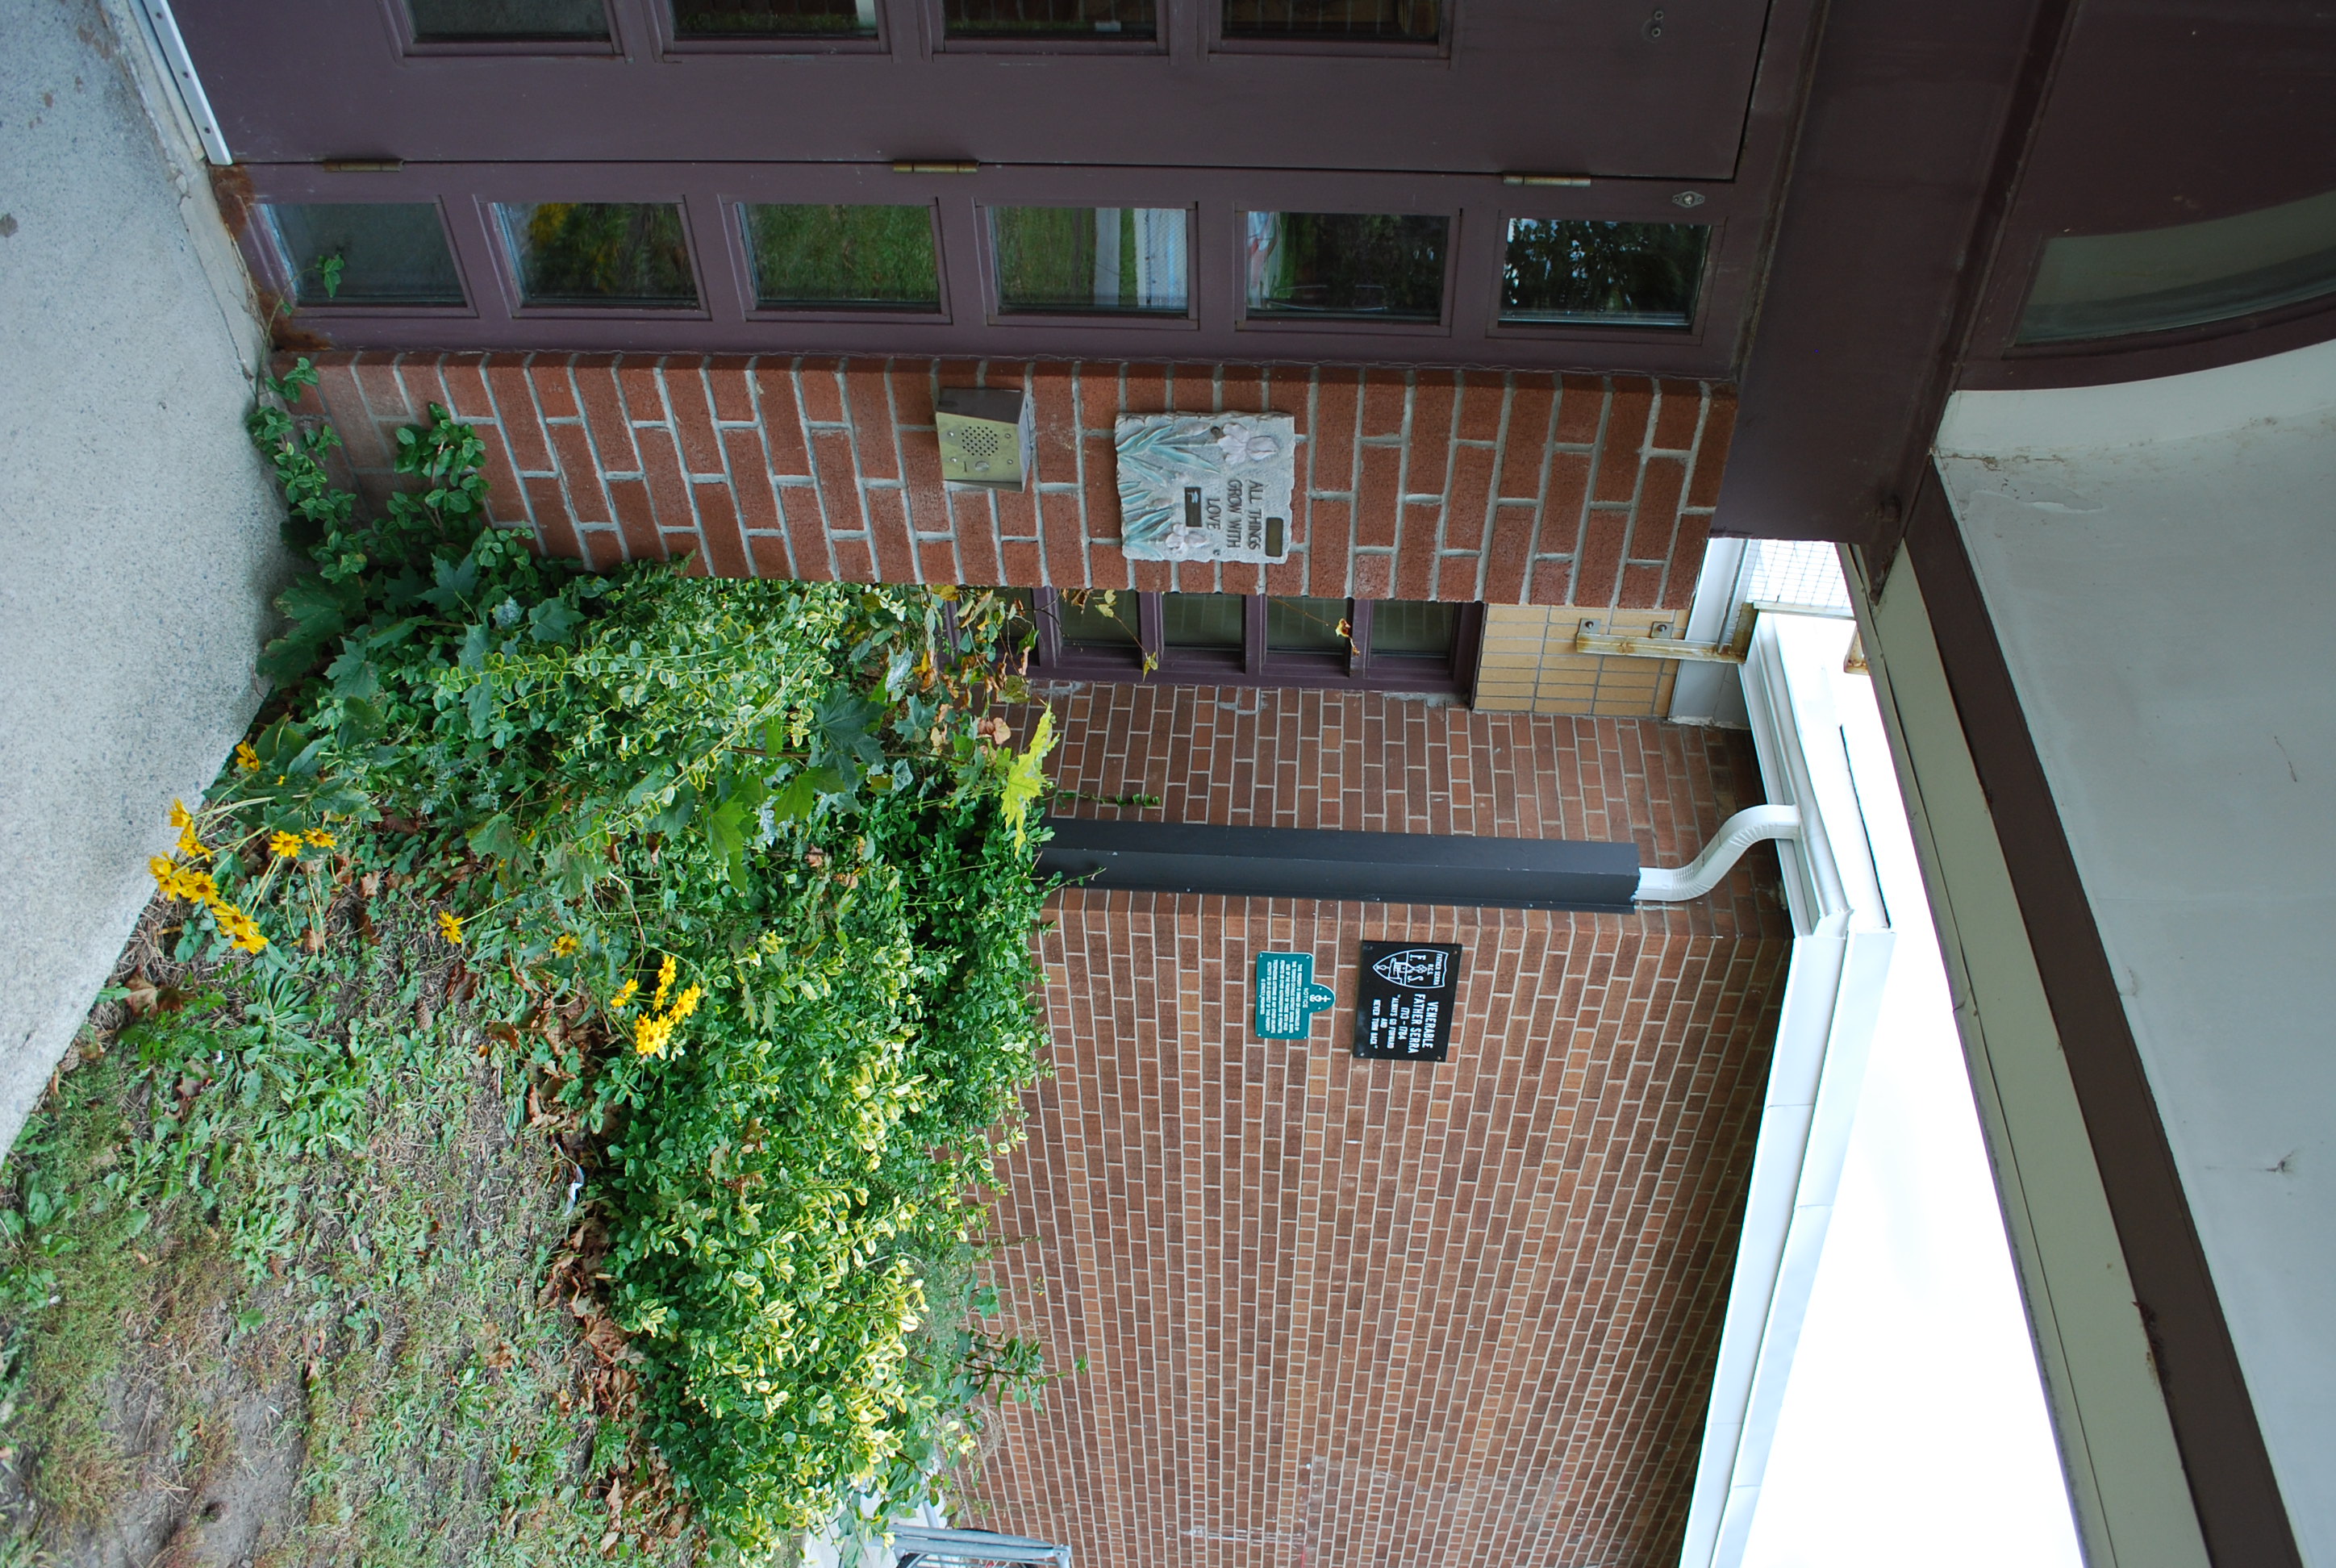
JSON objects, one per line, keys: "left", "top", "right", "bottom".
{"left": 1254, "top": 953, "right": 1337, "bottom": 1040}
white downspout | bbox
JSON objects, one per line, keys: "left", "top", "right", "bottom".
{"left": 1636, "top": 805, "right": 1802, "bottom": 903}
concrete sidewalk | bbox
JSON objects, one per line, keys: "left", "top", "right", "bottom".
{"left": 0, "top": 0, "right": 286, "bottom": 1157}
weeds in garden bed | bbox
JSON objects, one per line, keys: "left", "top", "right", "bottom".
{"left": 1, "top": 364, "right": 1062, "bottom": 1565}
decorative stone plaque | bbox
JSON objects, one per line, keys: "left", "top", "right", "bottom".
{"left": 1254, "top": 952, "right": 1337, "bottom": 1040}
{"left": 1352, "top": 941, "right": 1462, "bottom": 1061}
{"left": 1113, "top": 413, "right": 1296, "bottom": 565}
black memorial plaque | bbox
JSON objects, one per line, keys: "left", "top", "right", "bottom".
{"left": 1352, "top": 941, "right": 1462, "bottom": 1061}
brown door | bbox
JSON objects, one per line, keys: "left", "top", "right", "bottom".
{"left": 180, "top": 0, "right": 1772, "bottom": 180}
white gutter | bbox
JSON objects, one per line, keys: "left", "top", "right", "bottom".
{"left": 1675, "top": 613, "right": 1897, "bottom": 1568}
{"left": 1637, "top": 806, "right": 1802, "bottom": 902}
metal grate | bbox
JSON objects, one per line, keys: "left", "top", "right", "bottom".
{"left": 1741, "top": 540, "right": 1850, "bottom": 615}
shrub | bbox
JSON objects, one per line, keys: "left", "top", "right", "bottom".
{"left": 173, "top": 363, "right": 1062, "bottom": 1558}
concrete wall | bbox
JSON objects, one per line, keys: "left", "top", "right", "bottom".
{"left": 0, "top": 0, "right": 284, "bottom": 1157}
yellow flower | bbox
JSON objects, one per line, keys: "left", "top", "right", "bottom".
{"left": 213, "top": 900, "right": 268, "bottom": 954}
{"left": 150, "top": 856, "right": 220, "bottom": 906}
{"left": 169, "top": 799, "right": 192, "bottom": 828}
{"left": 175, "top": 824, "right": 208, "bottom": 860}
{"left": 668, "top": 984, "right": 703, "bottom": 1023}
{"left": 633, "top": 1013, "right": 676, "bottom": 1057}
{"left": 609, "top": 979, "right": 639, "bottom": 1014}
{"left": 552, "top": 934, "right": 579, "bottom": 957}
{"left": 651, "top": 953, "right": 678, "bottom": 1013}
{"left": 438, "top": 911, "right": 465, "bottom": 946}
{"left": 304, "top": 828, "right": 337, "bottom": 849}
{"left": 269, "top": 831, "right": 303, "bottom": 859}
{"left": 235, "top": 744, "right": 261, "bottom": 773}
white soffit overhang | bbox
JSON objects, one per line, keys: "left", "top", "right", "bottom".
{"left": 1931, "top": 335, "right": 2336, "bottom": 1562}
{"left": 1676, "top": 612, "right": 1896, "bottom": 1568}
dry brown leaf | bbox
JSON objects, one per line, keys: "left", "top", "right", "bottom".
{"left": 123, "top": 970, "right": 160, "bottom": 1017}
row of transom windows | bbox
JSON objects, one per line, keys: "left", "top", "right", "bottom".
{"left": 268, "top": 199, "right": 1710, "bottom": 329}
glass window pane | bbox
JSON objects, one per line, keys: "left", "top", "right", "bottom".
{"left": 993, "top": 208, "right": 1188, "bottom": 315}
{"left": 1057, "top": 591, "right": 1139, "bottom": 648}
{"left": 1369, "top": 599, "right": 1456, "bottom": 656}
{"left": 1162, "top": 593, "right": 1245, "bottom": 649}
{"left": 1500, "top": 219, "right": 1709, "bottom": 327}
{"left": 945, "top": 0, "right": 1153, "bottom": 37}
{"left": 265, "top": 203, "right": 465, "bottom": 307}
{"left": 740, "top": 205, "right": 940, "bottom": 310}
{"left": 496, "top": 202, "right": 698, "bottom": 308}
{"left": 1223, "top": 0, "right": 1436, "bottom": 41}
{"left": 674, "top": 0, "right": 874, "bottom": 35}
{"left": 1266, "top": 596, "right": 1349, "bottom": 653}
{"left": 1245, "top": 212, "right": 1447, "bottom": 320}
{"left": 2017, "top": 188, "right": 2336, "bottom": 344}
{"left": 409, "top": 0, "right": 607, "bottom": 40}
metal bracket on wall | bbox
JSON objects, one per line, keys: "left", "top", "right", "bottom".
{"left": 1575, "top": 600, "right": 1850, "bottom": 665}
{"left": 1574, "top": 611, "right": 1746, "bottom": 665}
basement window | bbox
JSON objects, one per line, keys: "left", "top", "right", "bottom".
{"left": 1006, "top": 589, "right": 1481, "bottom": 696}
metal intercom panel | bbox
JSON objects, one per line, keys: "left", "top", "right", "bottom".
{"left": 934, "top": 387, "right": 1034, "bottom": 490}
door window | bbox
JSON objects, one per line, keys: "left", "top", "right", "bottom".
{"left": 1245, "top": 211, "right": 1450, "bottom": 321}
{"left": 991, "top": 207, "right": 1189, "bottom": 315}
{"left": 1499, "top": 218, "right": 1710, "bottom": 327}
{"left": 944, "top": 0, "right": 1156, "bottom": 39}
{"left": 495, "top": 202, "right": 699, "bottom": 308}
{"left": 265, "top": 203, "right": 466, "bottom": 307}
{"left": 407, "top": 0, "right": 608, "bottom": 40}
{"left": 1221, "top": 0, "right": 1437, "bottom": 42}
{"left": 740, "top": 204, "right": 941, "bottom": 310}
{"left": 672, "top": 0, "right": 875, "bottom": 35}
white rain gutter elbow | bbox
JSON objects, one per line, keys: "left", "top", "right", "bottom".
{"left": 1636, "top": 805, "right": 1803, "bottom": 903}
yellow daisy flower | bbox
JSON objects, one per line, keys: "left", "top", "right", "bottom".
{"left": 609, "top": 978, "right": 640, "bottom": 1013}
{"left": 269, "top": 831, "right": 304, "bottom": 859}
{"left": 633, "top": 1013, "right": 676, "bottom": 1057}
{"left": 651, "top": 953, "right": 678, "bottom": 1013}
{"left": 235, "top": 743, "right": 261, "bottom": 773}
{"left": 552, "top": 934, "right": 579, "bottom": 957}
{"left": 304, "top": 828, "right": 337, "bottom": 849}
{"left": 438, "top": 911, "right": 465, "bottom": 946}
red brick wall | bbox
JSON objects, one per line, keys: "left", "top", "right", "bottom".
{"left": 971, "top": 686, "right": 1791, "bottom": 1568}
{"left": 292, "top": 353, "right": 1732, "bottom": 608}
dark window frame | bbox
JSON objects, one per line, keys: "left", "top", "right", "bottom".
{"left": 1020, "top": 588, "right": 1482, "bottom": 697}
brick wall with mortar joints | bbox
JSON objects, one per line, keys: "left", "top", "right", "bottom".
{"left": 966, "top": 686, "right": 1790, "bottom": 1568}
{"left": 290, "top": 352, "right": 1733, "bottom": 608}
